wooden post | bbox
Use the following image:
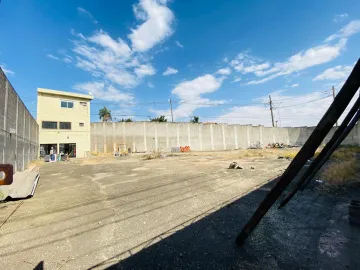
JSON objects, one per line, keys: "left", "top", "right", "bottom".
{"left": 279, "top": 95, "right": 360, "bottom": 208}
{"left": 236, "top": 59, "right": 360, "bottom": 247}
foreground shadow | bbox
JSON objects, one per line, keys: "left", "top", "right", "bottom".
{"left": 100, "top": 179, "right": 360, "bottom": 270}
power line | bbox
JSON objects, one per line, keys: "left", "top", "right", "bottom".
{"left": 275, "top": 94, "right": 332, "bottom": 108}
{"left": 91, "top": 113, "right": 318, "bottom": 120}
{"left": 90, "top": 90, "right": 332, "bottom": 107}
{"left": 270, "top": 90, "right": 331, "bottom": 102}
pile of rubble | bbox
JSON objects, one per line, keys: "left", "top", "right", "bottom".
{"left": 228, "top": 162, "right": 255, "bottom": 170}
{"left": 249, "top": 141, "right": 300, "bottom": 149}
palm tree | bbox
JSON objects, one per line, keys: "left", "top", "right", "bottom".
{"left": 190, "top": 116, "right": 200, "bottom": 123}
{"left": 119, "top": 118, "right": 133, "bottom": 122}
{"left": 99, "top": 107, "right": 112, "bottom": 122}
{"left": 150, "top": 115, "right": 167, "bottom": 122}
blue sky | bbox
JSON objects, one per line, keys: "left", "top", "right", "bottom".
{"left": 1, "top": 0, "right": 360, "bottom": 126}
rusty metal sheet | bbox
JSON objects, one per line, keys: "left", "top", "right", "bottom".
{"left": 0, "top": 164, "right": 13, "bottom": 185}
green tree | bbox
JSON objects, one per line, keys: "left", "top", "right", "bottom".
{"left": 150, "top": 115, "right": 168, "bottom": 122}
{"left": 190, "top": 116, "right": 200, "bottom": 123}
{"left": 99, "top": 107, "right": 112, "bottom": 122}
{"left": 119, "top": 118, "right": 133, "bottom": 122}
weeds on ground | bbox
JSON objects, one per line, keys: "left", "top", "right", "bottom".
{"left": 319, "top": 145, "right": 360, "bottom": 188}
{"left": 142, "top": 152, "right": 162, "bottom": 160}
{"left": 238, "top": 150, "right": 265, "bottom": 158}
{"left": 280, "top": 151, "right": 299, "bottom": 159}
{"left": 321, "top": 157, "right": 359, "bottom": 187}
{"left": 142, "top": 152, "right": 177, "bottom": 160}
{"left": 330, "top": 145, "right": 360, "bottom": 160}
{"left": 237, "top": 149, "right": 302, "bottom": 159}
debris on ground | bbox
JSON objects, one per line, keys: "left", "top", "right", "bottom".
{"left": 249, "top": 141, "right": 263, "bottom": 149}
{"left": 278, "top": 156, "right": 292, "bottom": 160}
{"left": 142, "top": 152, "right": 169, "bottom": 160}
{"left": 267, "top": 142, "right": 285, "bottom": 148}
{"left": 251, "top": 166, "right": 255, "bottom": 169}
{"left": 267, "top": 143, "right": 300, "bottom": 149}
{"left": 228, "top": 162, "right": 243, "bottom": 169}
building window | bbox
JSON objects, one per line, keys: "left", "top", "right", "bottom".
{"left": 59, "top": 122, "right": 71, "bottom": 130}
{"left": 61, "top": 101, "right": 74, "bottom": 108}
{"left": 79, "top": 102, "right": 87, "bottom": 107}
{"left": 79, "top": 123, "right": 84, "bottom": 127}
{"left": 42, "top": 121, "right": 57, "bottom": 129}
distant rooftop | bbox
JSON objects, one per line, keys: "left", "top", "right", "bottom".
{"left": 37, "top": 88, "right": 94, "bottom": 100}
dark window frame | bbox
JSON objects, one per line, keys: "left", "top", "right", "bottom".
{"left": 42, "top": 121, "right": 57, "bottom": 129}
{"left": 59, "top": 122, "right": 72, "bottom": 130}
{"left": 79, "top": 122, "right": 85, "bottom": 127}
{"left": 61, "top": 100, "right": 74, "bottom": 108}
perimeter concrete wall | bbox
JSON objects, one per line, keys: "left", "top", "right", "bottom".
{"left": 0, "top": 68, "right": 39, "bottom": 172}
{"left": 90, "top": 122, "right": 360, "bottom": 153}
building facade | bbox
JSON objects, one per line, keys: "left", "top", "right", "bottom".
{"left": 37, "top": 88, "right": 93, "bottom": 158}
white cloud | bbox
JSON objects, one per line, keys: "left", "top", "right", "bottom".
{"left": 172, "top": 74, "right": 222, "bottom": 100}
{"left": 63, "top": 56, "right": 72, "bottom": 63}
{"left": 217, "top": 67, "right": 231, "bottom": 75}
{"left": 134, "top": 64, "right": 156, "bottom": 78}
{"left": 163, "top": 67, "right": 178, "bottom": 75}
{"left": 88, "top": 30, "right": 132, "bottom": 58}
{"left": 243, "top": 63, "right": 270, "bottom": 74}
{"left": 212, "top": 90, "right": 338, "bottom": 127}
{"left": 246, "top": 76, "right": 274, "bottom": 85}
{"left": 223, "top": 57, "right": 229, "bottom": 63}
{"left": 246, "top": 39, "right": 347, "bottom": 84}
{"left": 148, "top": 82, "right": 154, "bottom": 88}
{"left": 0, "top": 64, "right": 14, "bottom": 75}
{"left": 290, "top": 83, "right": 299, "bottom": 87}
{"left": 230, "top": 53, "right": 270, "bottom": 74}
{"left": 107, "top": 72, "right": 138, "bottom": 87}
{"left": 231, "top": 76, "right": 241, "bottom": 83}
{"left": 230, "top": 21, "right": 360, "bottom": 85}
{"left": 128, "top": 0, "right": 174, "bottom": 52}
{"left": 170, "top": 75, "right": 225, "bottom": 118}
{"left": 47, "top": 54, "right": 60, "bottom": 60}
{"left": 48, "top": 52, "right": 73, "bottom": 64}
{"left": 326, "top": 20, "right": 360, "bottom": 41}
{"left": 74, "top": 81, "right": 133, "bottom": 102}
{"left": 313, "top": 65, "right": 353, "bottom": 81}
{"left": 77, "top": 7, "right": 98, "bottom": 24}
{"left": 175, "top": 40, "right": 184, "bottom": 48}
{"left": 151, "top": 74, "right": 225, "bottom": 119}
{"left": 75, "top": 56, "right": 96, "bottom": 72}
{"left": 333, "top": 13, "right": 348, "bottom": 23}
{"left": 72, "top": 29, "right": 152, "bottom": 88}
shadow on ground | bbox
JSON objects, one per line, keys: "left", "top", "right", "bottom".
{"left": 92, "top": 179, "right": 360, "bottom": 270}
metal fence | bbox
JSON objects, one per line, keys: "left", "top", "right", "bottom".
{"left": 0, "top": 68, "right": 39, "bottom": 172}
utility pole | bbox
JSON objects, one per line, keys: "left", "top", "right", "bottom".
{"left": 169, "top": 99, "right": 174, "bottom": 123}
{"left": 332, "top": 86, "right": 338, "bottom": 127}
{"left": 269, "top": 95, "right": 275, "bottom": 127}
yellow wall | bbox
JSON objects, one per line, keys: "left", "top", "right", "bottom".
{"left": 37, "top": 88, "right": 93, "bottom": 158}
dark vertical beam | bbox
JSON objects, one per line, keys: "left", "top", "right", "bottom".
{"left": 278, "top": 96, "right": 360, "bottom": 209}
{"left": 300, "top": 108, "right": 360, "bottom": 190}
{"left": 236, "top": 59, "right": 360, "bottom": 247}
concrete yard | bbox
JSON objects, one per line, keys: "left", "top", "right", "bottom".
{"left": 0, "top": 151, "right": 289, "bottom": 269}
{"left": 1, "top": 150, "right": 359, "bottom": 269}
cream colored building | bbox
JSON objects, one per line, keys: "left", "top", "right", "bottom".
{"left": 37, "top": 88, "right": 93, "bottom": 158}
